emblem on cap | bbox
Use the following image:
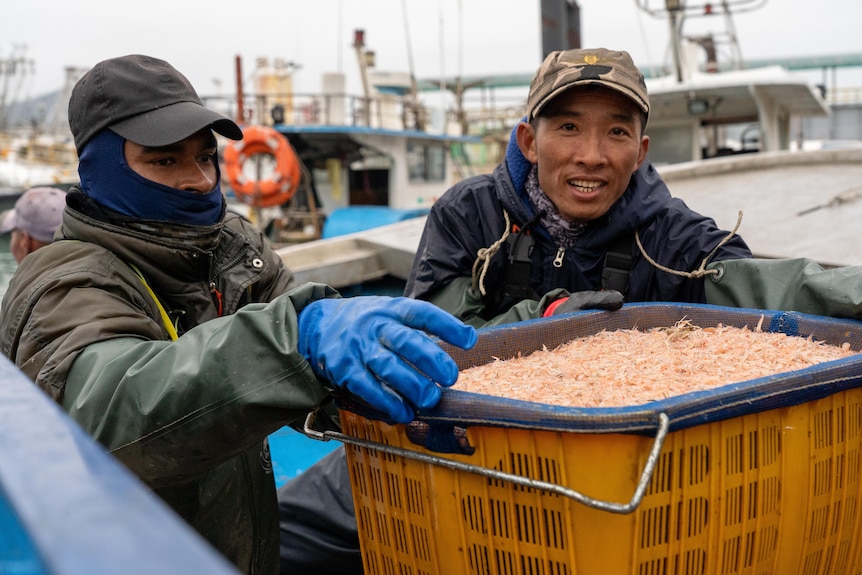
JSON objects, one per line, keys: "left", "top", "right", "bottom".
{"left": 584, "top": 55, "right": 598, "bottom": 64}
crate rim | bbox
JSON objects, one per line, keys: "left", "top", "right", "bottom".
{"left": 368, "top": 302, "right": 862, "bottom": 436}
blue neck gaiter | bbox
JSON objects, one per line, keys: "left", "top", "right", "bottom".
{"left": 77, "top": 130, "right": 224, "bottom": 225}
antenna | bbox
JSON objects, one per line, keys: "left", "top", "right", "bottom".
{"left": 400, "top": 0, "right": 425, "bottom": 131}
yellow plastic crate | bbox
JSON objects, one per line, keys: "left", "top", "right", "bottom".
{"left": 329, "top": 304, "right": 862, "bottom": 574}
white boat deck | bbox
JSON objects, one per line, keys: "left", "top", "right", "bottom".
{"left": 660, "top": 148, "right": 862, "bottom": 268}
{"left": 276, "top": 217, "right": 426, "bottom": 289}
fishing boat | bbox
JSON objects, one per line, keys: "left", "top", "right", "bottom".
{"left": 632, "top": 0, "right": 862, "bottom": 266}
{"left": 215, "top": 29, "right": 490, "bottom": 247}
{"left": 0, "top": 55, "right": 81, "bottom": 192}
{"left": 0, "top": 133, "right": 78, "bottom": 191}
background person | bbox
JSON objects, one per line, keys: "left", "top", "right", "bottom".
{"left": 0, "top": 54, "right": 476, "bottom": 575}
{"left": 0, "top": 186, "right": 67, "bottom": 263}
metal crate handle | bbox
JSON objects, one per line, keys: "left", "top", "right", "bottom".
{"left": 302, "top": 410, "right": 670, "bottom": 515}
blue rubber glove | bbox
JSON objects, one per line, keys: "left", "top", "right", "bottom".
{"left": 298, "top": 296, "right": 478, "bottom": 423}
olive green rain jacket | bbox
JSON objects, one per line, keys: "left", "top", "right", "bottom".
{"left": 0, "top": 192, "right": 336, "bottom": 574}
{"left": 706, "top": 258, "right": 862, "bottom": 319}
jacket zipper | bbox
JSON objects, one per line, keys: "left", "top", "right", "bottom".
{"left": 553, "top": 246, "right": 565, "bottom": 268}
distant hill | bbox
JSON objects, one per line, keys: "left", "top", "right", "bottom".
{"left": 1, "top": 89, "right": 69, "bottom": 135}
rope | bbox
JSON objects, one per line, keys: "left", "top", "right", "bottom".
{"left": 469, "top": 208, "right": 742, "bottom": 296}
{"left": 635, "top": 211, "right": 744, "bottom": 279}
{"left": 471, "top": 209, "right": 511, "bottom": 295}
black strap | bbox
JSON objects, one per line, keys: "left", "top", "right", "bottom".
{"left": 602, "top": 233, "right": 635, "bottom": 296}
{"left": 497, "top": 212, "right": 634, "bottom": 300}
{"left": 502, "top": 230, "right": 535, "bottom": 299}
{"left": 501, "top": 210, "right": 545, "bottom": 300}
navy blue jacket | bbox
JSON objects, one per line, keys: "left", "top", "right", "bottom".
{"left": 405, "top": 130, "right": 752, "bottom": 322}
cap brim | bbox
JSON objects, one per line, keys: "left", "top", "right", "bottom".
{"left": 109, "top": 101, "right": 243, "bottom": 146}
{"left": 533, "top": 79, "right": 650, "bottom": 119}
{"left": 0, "top": 209, "right": 16, "bottom": 235}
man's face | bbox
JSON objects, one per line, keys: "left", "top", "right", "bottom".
{"left": 516, "top": 86, "right": 649, "bottom": 223}
{"left": 9, "top": 229, "right": 34, "bottom": 264}
{"left": 123, "top": 128, "right": 219, "bottom": 193}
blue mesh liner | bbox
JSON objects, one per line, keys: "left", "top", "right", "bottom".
{"left": 402, "top": 303, "right": 862, "bottom": 438}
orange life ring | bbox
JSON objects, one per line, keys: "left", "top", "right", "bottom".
{"left": 223, "top": 125, "right": 300, "bottom": 208}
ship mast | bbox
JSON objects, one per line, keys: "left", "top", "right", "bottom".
{"left": 634, "top": 0, "right": 768, "bottom": 82}
{"left": 0, "top": 45, "right": 34, "bottom": 132}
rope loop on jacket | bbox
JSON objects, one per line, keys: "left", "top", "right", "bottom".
{"left": 471, "top": 209, "right": 511, "bottom": 296}
{"left": 635, "top": 211, "right": 743, "bottom": 279}
{"left": 468, "top": 209, "right": 742, "bottom": 298}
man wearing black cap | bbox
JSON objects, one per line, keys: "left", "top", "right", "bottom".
{"left": 0, "top": 54, "right": 477, "bottom": 575}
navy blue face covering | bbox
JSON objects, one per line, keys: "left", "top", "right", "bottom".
{"left": 77, "top": 129, "right": 224, "bottom": 226}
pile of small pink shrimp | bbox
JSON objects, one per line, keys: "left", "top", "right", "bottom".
{"left": 454, "top": 319, "right": 857, "bottom": 408}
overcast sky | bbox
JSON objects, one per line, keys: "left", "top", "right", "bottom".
{"left": 3, "top": 0, "right": 861, "bottom": 104}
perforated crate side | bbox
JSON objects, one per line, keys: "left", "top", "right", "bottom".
{"left": 342, "top": 389, "right": 862, "bottom": 574}
{"left": 339, "top": 303, "right": 862, "bottom": 574}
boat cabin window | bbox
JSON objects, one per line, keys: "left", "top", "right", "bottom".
{"left": 407, "top": 142, "right": 446, "bottom": 183}
{"left": 647, "top": 121, "right": 762, "bottom": 165}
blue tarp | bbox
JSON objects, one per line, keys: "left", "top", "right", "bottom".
{"left": 0, "top": 357, "right": 239, "bottom": 575}
{"left": 321, "top": 206, "right": 429, "bottom": 239}
{"left": 269, "top": 427, "right": 341, "bottom": 488}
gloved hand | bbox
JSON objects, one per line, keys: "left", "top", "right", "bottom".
{"left": 543, "top": 290, "right": 625, "bottom": 317}
{"left": 298, "top": 296, "right": 478, "bottom": 423}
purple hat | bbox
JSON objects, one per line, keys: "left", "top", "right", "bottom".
{"left": 0, "top": 187, "right": 67, "bottom": 243}
{"left": 68, "top": 54, "right": 243, "bottom": 154}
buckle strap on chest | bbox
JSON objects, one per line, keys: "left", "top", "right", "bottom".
{"left": 501, "top": 209, "right": 545, "bottom": 300}
{"left": 502, "top": 228, "right": 535, "bottom": 299}
{"left": 601, "top": 233, "right": 634, "bottom": 296}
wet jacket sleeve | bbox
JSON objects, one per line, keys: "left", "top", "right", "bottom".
{"left": 426, "top": 277, "right": 570, "bottom": 328}
{"left": 705, "top": 258, "right": 862, "bottom": 319}
{"left": 62, "top": 282, "right": 337, "bottom": 488}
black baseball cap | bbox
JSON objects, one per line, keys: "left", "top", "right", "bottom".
{"left": 68, "top": 54, "right": 243, "bottom": 154}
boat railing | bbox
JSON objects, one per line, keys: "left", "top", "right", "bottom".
{"left": 828, "top": 86, "right": 862, "bottom": 106}
{"left": 202, "top": 89, "right": 527, "bottom": 138}
{"left": 204, "top": 91, "right": 437, "bottom": 132}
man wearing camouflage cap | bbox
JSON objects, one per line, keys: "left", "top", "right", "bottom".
{"left": 288, "top": 48, "right": 862, "bottom": 571}
{"left": 278, "top": 48, "right": 754, "bottom": 571}
{"left": 404, "top": 47, "right": 751, "bottom": 324}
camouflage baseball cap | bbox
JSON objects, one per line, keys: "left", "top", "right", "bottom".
{"left": 527, "top": 48, "right": 650, "bottom": 120}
